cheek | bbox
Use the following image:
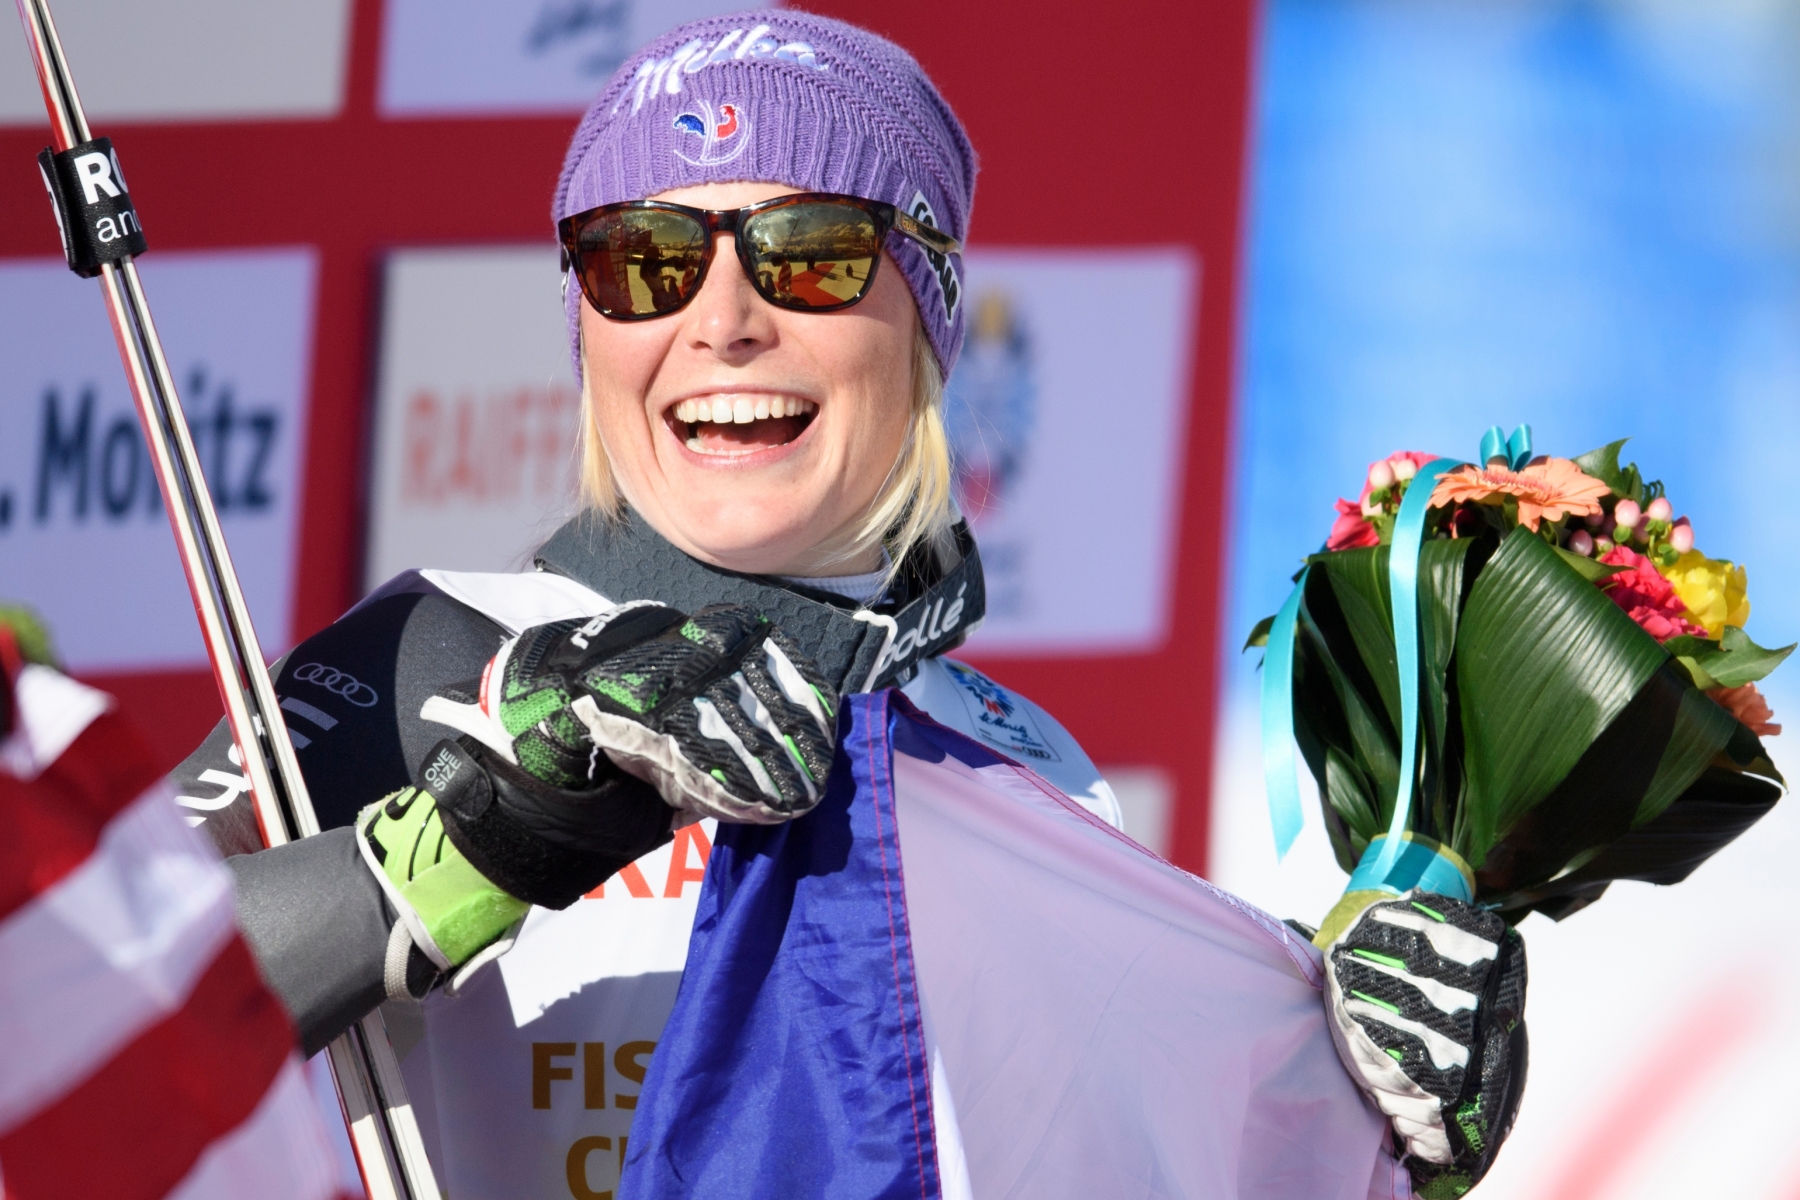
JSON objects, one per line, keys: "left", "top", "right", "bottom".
{"left": 579, "top": 308, "right": 664, "bottom": 465}
{"left": 825, "top": 267, "right": 919, "bottom": 473}
{"left": 855, "top": 367, "right": 914, "bottom": 466}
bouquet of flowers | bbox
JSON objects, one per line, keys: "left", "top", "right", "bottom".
{"left": 1254, "top": 426, "right": 1788, "bottom": 938}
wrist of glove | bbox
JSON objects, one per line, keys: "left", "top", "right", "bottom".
{"left": 358, "top": 735, "right": 674, "bottom": 973}
{"left": 1321, "top": 892, "right": 1528, "bottom": 1199}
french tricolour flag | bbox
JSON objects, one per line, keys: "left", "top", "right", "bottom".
{"left": 0, "top": 655, "right": 343, "bottom": 1200}
{"left": 623, "top": 691, "right": 1407, "bottom": 1199}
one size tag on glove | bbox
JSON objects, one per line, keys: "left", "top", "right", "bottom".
{"left": 37, "top": 137, "right": 147, "bottom": 278}
{"left": 418, "top": 738, "right": 493, "bottom": 826}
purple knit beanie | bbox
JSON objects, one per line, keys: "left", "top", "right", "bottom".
{"left": 553, "top": 10, "right": 976, "bottom": 381}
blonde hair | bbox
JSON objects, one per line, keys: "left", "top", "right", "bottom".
{"left": 577, "top": 323, "right": 960, "bottom": 577}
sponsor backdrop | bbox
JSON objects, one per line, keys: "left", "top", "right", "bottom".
{"left": 380, "top": 0, "right": 773, "bottom": 117}
{"left": 364, "top": 247, "right": 579, "bottom": 585}
{"left": 0, "top": 250, "right": 315, "bottom": 672}
{"left": 0, "top": 0, "right": 353, "bottom": 124}
{"left": 945, "top": 249, "right": 1197, "bottom": 656}
{"left": 1217, "top": 3, "right": 1800, "bottom": 1198}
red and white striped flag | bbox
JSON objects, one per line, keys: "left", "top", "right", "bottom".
{"left": 0, "top": 634, "right": 344, "bottom": 1200}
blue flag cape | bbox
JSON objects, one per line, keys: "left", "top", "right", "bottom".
{"left": 621, "top": 691, "right": 1397, "bottom": 1200}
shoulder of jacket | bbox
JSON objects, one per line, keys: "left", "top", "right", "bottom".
{"left": 413, "top": 568, "right": 615, "bottom": 635}
{"left": 901, "top": 657, "right": 1123, "bottom": 830}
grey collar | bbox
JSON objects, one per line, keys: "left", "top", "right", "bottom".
{"left": 535, "top": 509, "right": 986, "bottom": 694}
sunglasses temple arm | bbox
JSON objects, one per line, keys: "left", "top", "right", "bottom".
{"left": 892, "top": 210, "right": 961, "bottom": 257}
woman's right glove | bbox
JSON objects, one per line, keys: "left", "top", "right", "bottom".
{"left": 1323, "top": 893, "right": 1528, "bottom": 1199}
{"left": 358, "top": 602, "right": 838, "bottom": 981}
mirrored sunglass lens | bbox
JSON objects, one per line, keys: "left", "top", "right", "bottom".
{"left": 742, "top": 203, "right": 880, "bottom": 308}
{"left": 577, "top": 209, "right": 707, "bottom": 316}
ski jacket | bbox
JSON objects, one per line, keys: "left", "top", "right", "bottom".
{"left": 172, "top": 510, "right": 1122, "bottom": 1195}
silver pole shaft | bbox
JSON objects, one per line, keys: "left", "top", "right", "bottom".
{"left": 13, "top": 2, "right": 440, "bottom": 1196}
{"left": 117, "top": 259, "right": 320, "bottom": 836}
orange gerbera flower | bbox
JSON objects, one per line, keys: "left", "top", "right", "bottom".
{"left": 1428, "top": 457, "right": 1611, "bottom": 531}
{"left": 1708, "top": 683, "right": 1780, "bottom": 738}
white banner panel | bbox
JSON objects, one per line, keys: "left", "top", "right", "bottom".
{"left": 380, "top": 0, "right": 770, "bottom": 117}
{"left": 0, "top": 250, "right": 316, "bottom": 673}
{"left": 364, "top": 247, "right": 580, "bottom": 590}
{"left": 949, "top": 249, "right": 1198, "bottom": 655}
{"left": 0, "top": 0, "right": 351, "bottom": 124}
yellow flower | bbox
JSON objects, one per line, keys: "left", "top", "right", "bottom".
{"left": 1659, "top": 550, "right": 1749, "bottom": 637}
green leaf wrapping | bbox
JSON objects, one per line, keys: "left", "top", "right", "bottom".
{"left": 1316, "top": 548, "right": 1399, "bottom": 731}
{"left": 1292, "top": 567, "right": 1397, "bottom": 872}
{"left": 1473, "top": 662, "right": 1686, "bottom": 900}
{"left": 1454, "top": 530, "right": 1669, "bottom": 867}
{"left": 1553, "top": 545, "right": 1627, "bottom": 583}
{"left": 1637, "top": 685, "right": 1741, "bottom": 827}
{"left": 1415, "top": 539, "right": 1484, "bottom": 845}
{"left": 1296, "top": 540, "right": 1487, "bottom": 864}
{"left": 1485, "top": 765, "right": 1780, "bottom": 920}
{"left": 1284, "top": 521, "right": 1784, "bottom": 921}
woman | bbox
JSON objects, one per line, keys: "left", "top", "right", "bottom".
{"left": 176, "top": 13, "right": 1518, "bottom": 1197}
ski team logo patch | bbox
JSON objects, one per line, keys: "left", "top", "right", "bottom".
{"left": 672, "top": 100, "right": 749, "bottom": 166}
{"left": 944, "top": 661, "right": 1061, "bottom": 763}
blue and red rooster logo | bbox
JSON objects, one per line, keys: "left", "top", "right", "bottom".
{"left": 948, "top": 662, "right": 1017, "bottom": 720}
{"left": 672, "top": 101, "right": 748, "bottom": 166}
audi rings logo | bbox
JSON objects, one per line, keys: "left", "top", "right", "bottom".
{"left": 291, "top": 664, "right": 379, "bottom": 708}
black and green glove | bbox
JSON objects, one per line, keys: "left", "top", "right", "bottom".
{"left": 358, "top": 601, "right": 838, "bottom": 979}
{"left": 1324, "top": 893, "right": 1528, "bottom": 1198}
{"left": 422, "top": 601, "right": 838, "bottom": 823}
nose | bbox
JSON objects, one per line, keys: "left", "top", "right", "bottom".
{"left": 678, "top": 232, "right": 775, "bottom": 361}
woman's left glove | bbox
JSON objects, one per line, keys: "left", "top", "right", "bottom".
{"left": 1323, "top": 893, "right": 1528, "bottom": 1199}
{"left": 427, "top": 601, "right": 838, "bottom": 823}
{"left": 358, "top": 602, "right": 838, "bottom": 982}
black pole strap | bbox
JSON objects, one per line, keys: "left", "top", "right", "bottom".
{"left": 37, "top": 136, "right": 146, "bottom": 277}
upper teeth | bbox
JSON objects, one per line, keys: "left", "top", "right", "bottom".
{"left": 672, "top": 396, "right": 817, "bottom": 424}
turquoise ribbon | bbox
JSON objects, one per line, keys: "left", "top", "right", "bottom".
{"left": 1260, "top": 565, "right": 1310, "bottom": 859}
{"left": 1347, "top": 835, "right": 1474, "bottom": 903}
{"left": 1479, "top": 423, "right": 1533, "bottom": 470}
{"left": 1365, "top": 456, "right": 1460, "bottom": 882}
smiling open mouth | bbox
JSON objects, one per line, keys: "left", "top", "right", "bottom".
{"left": 669, "top": 395, "right": 818, "bottom": 457}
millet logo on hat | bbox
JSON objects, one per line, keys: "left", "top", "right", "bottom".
{"left": 617, "top": 23, "right": 829, "bottom": 116}
{"left": 672, "top": 101, "right": 749, "bottom": 166}
{"left": 907, "top": 191, "right": 961, "bottom": 322}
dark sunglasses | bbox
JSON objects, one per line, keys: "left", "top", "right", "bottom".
{"left": 557, "top": 191, "right": 962, "bottom": 321}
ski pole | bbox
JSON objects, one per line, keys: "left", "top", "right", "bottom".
{"left": 11, "top": 3, "right": 440, "bottom": 1196}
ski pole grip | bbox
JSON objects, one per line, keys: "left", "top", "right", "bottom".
{"left": 36, "top": 136, "right": 146, "bottom": 277}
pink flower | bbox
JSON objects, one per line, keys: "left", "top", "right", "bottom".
{"left": 1326, "top": 451, "right": 1434, "bottom": 552}
{"left": 1328, "top": 497, "right": 1381, "bottom": 550}
{"left": 1379, "top": 451, "right": 1438, "bottom": 486}
{"left": 1599, "top": 546, "right": 1705, "bottom": 641}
